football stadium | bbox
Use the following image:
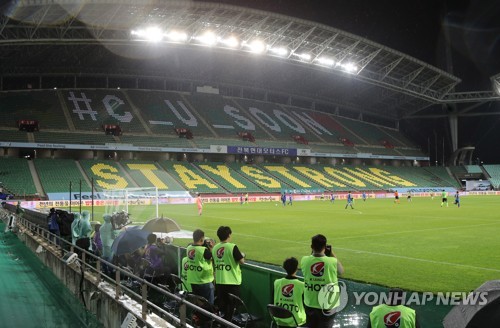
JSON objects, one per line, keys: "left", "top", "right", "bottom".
{"left": 1, "top": 1, "right": 499, "bottom": 327}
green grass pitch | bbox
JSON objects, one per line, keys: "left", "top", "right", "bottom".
{"left": 81, "top": 195, "right": 500, "bottom": 293}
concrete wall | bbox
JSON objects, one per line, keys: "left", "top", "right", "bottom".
{"left": 17, "top": 226, "right": 173, "bottom": 328}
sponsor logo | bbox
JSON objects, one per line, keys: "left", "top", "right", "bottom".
{"left": 383, "top": 311, "right": 401, "bottom": 327}
{"left": 183, "top": 261, "right": 189, "bottom": 271}
{"left": 216, "top": 247, "right": 225, "bottom": 259}
{"left": 311, "top": 262, "right": 324, "bottom": 277}
{"left": 282, "top": 284, "right": 294, "bottom": 298}
{"left": 188, "top": 249, "right": 196, "bottom": 260}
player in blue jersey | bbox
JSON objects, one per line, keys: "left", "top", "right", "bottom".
{"left": 454, "top": 191, "right": 460, "bottom": 208}
{"left": 345, "top": 191, "right": 354, "bottom": 209}
{"left": 362, "top": 191, "right": 367, "bottom": 202}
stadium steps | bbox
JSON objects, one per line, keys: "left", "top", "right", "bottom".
{"left": 27, "top": 160, "right": 45, "bottom": 197}
{"left": 278, "top": 104, "right": 328, "bottom": 144}
{"left": 158, "top": 161, "right": 226, "bottom": 194}
{"left": 75, "top": 160, "right": 93, "bottom": 189}
{"left": 33, "top": 159, "right": 91, "bottom": 194}
{"left": 258, "top": 164, "right": 320, "bottom": 191}
{"left": 226, "top": 162, "right": 282, "bottom": 193}
{"left": 122, "top": 90, "right": 153, "bottom": 135}
{"left": 179, "top": 94, "right": 219, "bottom": 138}
{"left": 229, "top": 98, "right": 277, "bottom": 141}
{"left": 0, "top": 129, "right": 29, "bottom": 143}
{"left": 115, "top": 162, "right": 140, "bottom": 188}
{"left": 189, "top": 162, "right": 231, "bottom": 194}
{"left": 120, "top": 160, "right": 186, "bottom": 191}
{"left": 332, "top": 116, "right": 369, "bottom": 146}
{"left": 480, "top": 166, "right": 491, "bottom": 179}
{"left": 57, "top": 90, "right": 76, "bottom": 131}
{"left": 195, "top": 162, "right": 265, "bottom": 193}
{"left": 0, "top": 158, "right": 37, "bottom": 196}
{"left": 483, "top": 165, "right": 500, "bottom": 189}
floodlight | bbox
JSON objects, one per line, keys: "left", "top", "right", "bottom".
{"left": 144, "top": 27, "right": 163, "bottom": 42}
{"left": 248, "top": 40, "right": 266, "bottom": 54}
{"left": 316, "top": 57, "right": 335, "bottom": 67}
{"left": 197, "top": 31, "right": 217, "bottom": 46}
{"left": 166, "top": 30, "right": 188, "bottom": 42}
{"left": 131, "top": 27, "right": 164, "bottom": 42}
{"left": 220, "top": 36, "right": 239, "bottom": 48}
{"left": 296, "top": 53, "right": 311, "bottom": 62}
{"left": 342, "top": 62, "right": 358, "bottom": 73}
{"left": 269, "top": 47, "right": 288, "bottom": 56}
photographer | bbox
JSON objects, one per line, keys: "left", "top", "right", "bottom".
{"left": 186, "top": 229, "right": 215, "bottom": 304}
{"left": 212, "top": 226, "right": 245, "bottom": 319}
{"left": 301, "top": 234, "right": 344, "bottom": 328}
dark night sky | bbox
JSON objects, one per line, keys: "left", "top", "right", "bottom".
{"left": 202, "top": 0, "right": 500, "bottom": 163}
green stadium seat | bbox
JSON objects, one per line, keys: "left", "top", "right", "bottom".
{"left": 0, "top": 90, "right": 69, "bottom": 130}
{"left": 158, "top": 161, "right": 225, "bottom": 194}
{"left": 61, "top": 90, "right": 146, "bottom": 133}
{"left": 120, "top": 160, "right": 186, "bottom": 191}
{"left": 0, "top": 158, "right": 37, "bottom": 195}
{"left": 34, "top": 159, "right": 91, "bottom": 193}
{"left": 194, "top": 162, "right": 265, "bottom": 193}
{"left": 79, "top": 159, "right": 135, "bottom": 191}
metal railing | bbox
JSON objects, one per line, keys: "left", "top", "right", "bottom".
{"left": 1, "top": 208, "right": 239, "bottom": 328}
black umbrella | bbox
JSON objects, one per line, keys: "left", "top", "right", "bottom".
{"left": 111, "top": 226, "right": 150, "bottom": 256}
{"left": 142, "top": 218, "right": 181, "bottom": 234}
{"left": 443, "top": 280, "right": 500, "bottom": 328}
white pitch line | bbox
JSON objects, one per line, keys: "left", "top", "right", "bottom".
{"left": 333, "top": 221, "right": 500, "bottom": 240}
{"left": 333, "top": 247, "right": 500, "bottom": 273}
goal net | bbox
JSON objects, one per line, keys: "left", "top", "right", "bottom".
{"left": 101, "top": 187, "right": 159, "bottom": 225}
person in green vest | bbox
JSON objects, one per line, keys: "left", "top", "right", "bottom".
{"left": 186, "top": 229, "right": 215, "bottom": 304}
{"left": 212, "top": 226, "right": 245, "bottom": 320}
{"left": 273, "top": 257, "right": 306, "bottom": 327}
{"left": 180, "top": 256, "right": 192, "bottom": 293}
{"left": 301, "top": 234, "right": 344, "bottom": 328}
{"left": 441, "top": 190, "right": 448, "bottom": 207}
{"left": 368, "top": 288, "right": 419, "bottom": 328}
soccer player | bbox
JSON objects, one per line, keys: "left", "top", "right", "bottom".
{"left": 454, "top": 191, "right": 460, "bottom": 208}
{"left": 196, "top": 194, "right": 203, "bottom": 215}
{"left": 430, "top": 192, "right": 434, "bottom": 200}
{"left": 281, "top": 193, "right": 287, "bottom": 206}
{"left": 362, "top": 191, "right": 367, "bottom": 202}
{"left": 330, "top": 193, "right": 336, "bottom": 203}
{"left": 394, "top": 191, "right": 400, "bottom": 204}
{"left": 345, "top": 191, "right": 354, "bottom": 209}
{"left": 288, "top": 193, "right": 293, "bottom": 206}
{"left": 407, "top": 191, "right": 412, "bottom": 202}
{"left": 245, "top": 193, "right": 249, "bottom": 204}
{"left": 441, "top": 190, "right": 448, "bottom": 207}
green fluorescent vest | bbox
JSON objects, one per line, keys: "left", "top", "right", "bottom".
{"left": 273, "top": 278, "right": 307, "bottom": 327}
{"left": 181, "top": 257, "right": 192, "bottom": 292}
{"left": 212, "top": 242, "right": 242, "bottom": 285}
{"left": 186, "top": 245, "right": 214, "bottom": 285}
{"left": 369, "top": 304, "right": 416, "bottom": 328}
{"left": 300, "top": 255, "right": 338, "bottom": 309}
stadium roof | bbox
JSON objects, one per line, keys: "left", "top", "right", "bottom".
{"left": 0, "top": 0, "right": 498, "bottom": 122}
